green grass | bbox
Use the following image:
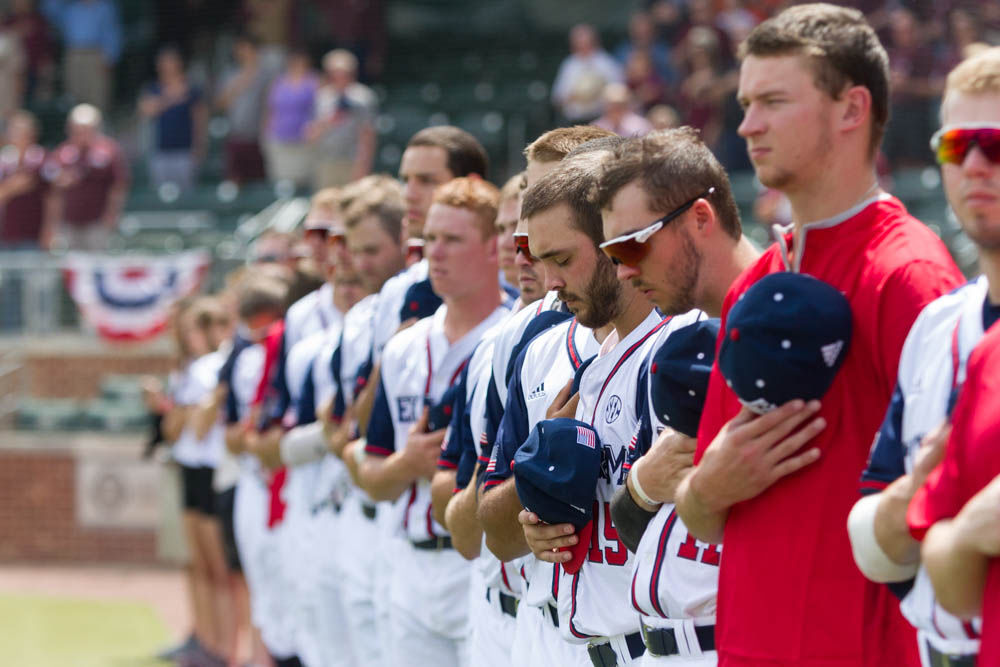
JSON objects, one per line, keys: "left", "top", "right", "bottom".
{"left": 0, "top": 594, "right": 171, "bottom": 667}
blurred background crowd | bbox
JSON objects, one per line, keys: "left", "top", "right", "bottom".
{"left": 0, "top": 0, "right": 997, "bottom": 332}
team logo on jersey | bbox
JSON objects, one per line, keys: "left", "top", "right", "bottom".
{"left": 527, "top": 382, "right": 547, "bottom": 401}
{"left": 600, "top": 444, "right": 629, "bottom": 485}
{"left": 605, "top": 395, "right": 622, "bottom": 424}
{"left": 397, "top": 396, "right": 420, "bottom": 422}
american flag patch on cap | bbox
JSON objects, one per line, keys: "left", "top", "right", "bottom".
{"left": 576, "top": 425, "right": 596, "bottom": 449}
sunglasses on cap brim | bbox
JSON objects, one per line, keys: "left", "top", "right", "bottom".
{"left": 513, "top": 232, "right": 535, "bottom": 262}
{"left": 930, "top": 124, "right": 1000, "bottom": 166}
{"left": 600, "top": 187, "right": 715, "bottom": 267}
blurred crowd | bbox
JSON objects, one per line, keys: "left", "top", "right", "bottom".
{"left": 553, "top": 0, "right": 1000, "bottom": 168}
{"left": 1, "top": 0, "right": 1000, "bottom": 253}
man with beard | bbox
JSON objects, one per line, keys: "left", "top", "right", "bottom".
{"left": 594, "top": 127, "right": 760, "bottom": 664}
{"left": 479, "top": 150, "right": 651, "bottom": 665}
{"left": 673, "top": 5, "right": 963, "bottom": 666}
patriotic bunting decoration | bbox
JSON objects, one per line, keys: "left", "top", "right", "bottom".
{"left": 62, "top": 250, "right": 211, "bottom": 342}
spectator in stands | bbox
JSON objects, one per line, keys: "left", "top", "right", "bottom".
{"left": 677, "top": 26, "right": 730, "bottom": 150}
{"left": 2, "top": 0, "right": 53, "bottom": 104}
{"left": 551, "top": 23, "right": 624, "bottom": 123}
{"left": 305, "top": 49, "right": 376, "bottom": 189}
{"left": 593, "top": 82, "right": 653, "bottom": 136}
{"left": 42, "top": 103, "right": 128, "bottom": 251}
{"left": 883, "top": 7, "right": 939, "bottom": 167}
{"left": 625, "top": 48, "right": 668, "bottom": 111}
{"left": 615, "top": 11, "right": 676, "bottom": 86}
{"left": 0, "top": 110, "right": 47, "bottom": 249}
{"left": 41, "top": 0, "right": 121, "bottom": 111}
{"left": 307, "top": 0, "right": 386, "bottom": 80}
{"left": 216, "top": 35, "right": 269, "bottom": 185}
{"left": 0, "top": 24, "right": 25, "bottom": 123}
{"left": 715, "top": 0, "right": 760, "bottom": 48}
{"left": 262, "top": 49, "right": 318, "bottom": 188}
{"left": 139, "top": 47, "right": 207, "bottom": 191}
{"left": 243, "top": 0, "right": 291, "bottom": 75}
{"left": 647, "top": 103, "right": 680, "bottom": 130}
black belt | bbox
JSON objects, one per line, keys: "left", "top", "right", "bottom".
{"left": 641, "top": 622, "right": 715, "bottom": 657}
{"left": 925, "top": 641, "right": 976, "bottom": 667}
{"left": 486, "top": 588, "right": 518, "bottom": 617}
{"left": 411, "top": 536, "right": 453, "bottom": 551}
{"left": 587, "top": 632, "right": 645, "bottom": 667}
{"left": 361, "top": 503, "right": 377, "bottom": 520}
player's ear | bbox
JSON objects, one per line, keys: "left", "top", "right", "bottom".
{"left": 689, "top": 199, "right": 716, "bottom": 239}
{"left": 484, "top": 231, "right": 498, "bottom": 262}
{"left": 839, "top": 84, "right": 871, "bottom": 135}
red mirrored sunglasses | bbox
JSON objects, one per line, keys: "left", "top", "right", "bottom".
{"left": 930, "top": 125, "right": 1000, "bottom": 165}
{"left": 513, "top": 233, "right": 535, "bottom": 262}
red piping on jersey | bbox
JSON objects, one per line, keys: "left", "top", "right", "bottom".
{"left": 568, "top": 571, "right": 598, "bottom": 639}
{"left": 648, "top": 508, "right": 679, "bottom": 618}
{"left": 425, "top": 503, "right": 437, "bottom": 538}
{"left": 859, "top": 480, "right": 889, "bottom": 493}
{"left": 402, "top": 484, "right": 417, "bottom": 532}
{"left": 424, "top": 337, "right": 472, "bottom": 399}
{"left": 536, "top": 299, "right": 545, "bottom": 316}
{"left": 365, "top": 443, "right": 394, "bottom": 456}
{"left": 500, "top": 562, "right": 512, "bottom": 591}
{"left": 590, "top": 317, "right": 670, "bottom": 425}
{"left": 566, "top": 319, "right": 582, "bottom": 370}
{"left": 963, "top": 620, "right": 980, "bottom": 639}
{"left": 437, "top": 459, "right": 458, "bottom": 470}
{"left": 951, "top": 318, "right": 961, "bottom": 391}
{"left": 551, "top": 563, "right": 560, "bottom": 601}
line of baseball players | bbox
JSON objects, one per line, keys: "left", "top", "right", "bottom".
{"left": 163, "top": 4, "right": 1000, "bottom": 666}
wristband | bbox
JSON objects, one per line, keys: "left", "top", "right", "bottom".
{"left": 630, "top": 462, "right": 662, "bottom": 508}
{"left": 353, "top": 438, "right": 368, "bottom": 466}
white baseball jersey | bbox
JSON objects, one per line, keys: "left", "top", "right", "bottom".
{"left": 168, "top": 350, "right": 227, "bottom": 467}
{"left": 484, "top": 316, "right": 601, "bottom": 611}
{"left": 860, "top": 276, "right": 992, "bottom": 658}
{"left": 284, "top": 282, "right": 342, "bottom": 352}
{"left": 365, "top": 302, "right": 508, "bottom": 637}
{"left": 490, "top": 290, "right": 563, "bottom": 409}
{"left": 370, "top": 259, "right": 428, "bottom": 361}
{"left": 558, "top": 309, "right": 670, "bottom": 644}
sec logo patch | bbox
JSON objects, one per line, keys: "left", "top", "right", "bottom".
{"left": 605, "top": 395, "right": 622, "bottom": 423}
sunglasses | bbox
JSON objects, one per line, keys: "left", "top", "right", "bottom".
{"left": 513, "top": 232, "right": 535, "bottom": 262}
{"left": 930, "top": 124, "right": 1000, "bottom": 165}
{"left": 600, "top": 187, "right": 715, "bottom": 267}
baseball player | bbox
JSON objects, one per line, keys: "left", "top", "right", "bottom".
{"left": 848, "top": 47, "right": 1000, "bottom": 666}
{"left": 348, "top": 178, "right": 510, "bottom": 667}
{"left": 480, "top": 151, "right": 638, "bottom": 666}
{"left": 674, "top": 6, "right": 964, "bottom": 666}
{"left": 590, "top": 129, "right": 760, "bottom": 664}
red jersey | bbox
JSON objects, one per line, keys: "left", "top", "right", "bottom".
{"left": 694, "top": 196, "right": 963, "bottom": 666}
{"left": 907, "top": 323, "right": 1000, "bottom": 662}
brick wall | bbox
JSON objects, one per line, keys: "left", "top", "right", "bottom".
{"left": 25, "top": 354, "right": 175, "bottom": 399}
{"left": 0, "top": 447, "right": 158, "bottom": 563}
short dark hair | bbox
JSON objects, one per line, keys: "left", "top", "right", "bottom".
{"left": 740, "top": 3, "right": 889, "bottom": 157}
{"left": 521, "top": 152, "right": 609, "bottom": 248}
{"left": 593, "top": 127, "right": 742, "bottom": 240}
{"left": 237, "top": 278, "right": 287, "bottom": 320}
{"left": 407, "top": 126, "right": 489, "bottom": 180}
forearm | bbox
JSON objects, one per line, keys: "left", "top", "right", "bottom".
{"left": 477, "top": 479, "right": 530, "bottom": 561}
{"left": 357, "top": 452, "right": 419, "bottom": 502}
{"left": 872, "top": 476, "right": 922, "bottom": 565}
{"left": 430, "top": 470, "right": 457, "bottom": 527}
{"left": 280, "top": 422, "right": 328, "bottom": 466}
{"left": 610, "top": 484, "right": 657, "bottom": 554}
{"left": 675, "top": 468, "right": 728, "bottom": 545}
{"left": 445, "top": 483, "right": 483, "bottom": 560}
{"left": 161, "top": 405, "right": 192, "bottom": 442}
{"left": 191, "top": 396, "right": 221, "bottom": 440}
{"left": 923, "top": 519, "right": 988, "bottom": 619}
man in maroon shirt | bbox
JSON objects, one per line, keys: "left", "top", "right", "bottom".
{"left": 0, "top": 110, "right": 47, "bottom": 249}
{"left": 42, "top": 103, "right": 128, "bottom": 251}
{"left": 674, "top": 4, "right": 964, "bottom": 666}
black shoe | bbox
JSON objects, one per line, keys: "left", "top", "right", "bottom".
{"left": 156, "top": 634, "right": 198, "bottom": 662}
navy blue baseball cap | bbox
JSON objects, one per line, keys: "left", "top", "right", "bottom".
{"left": 649, "top": 318, "right": 720, "bottom": 437}
{"left": 400, "top": 278, "right": 443, "bottom": 322}
{"left": 719, "top": 272, "right": 852, "bottom": 414}
{"left": 513, "top": 418, "right": 602, "bottom": 574}
{"left": 426, "top": 383, "right": 461, "bottom": 432}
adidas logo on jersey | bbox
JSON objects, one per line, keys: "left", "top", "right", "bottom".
{"left": 821, "top": 340, "right": 844, "bottom": 367}
{"left": 527, "top": 382, "right": 547, "bottom": 401}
